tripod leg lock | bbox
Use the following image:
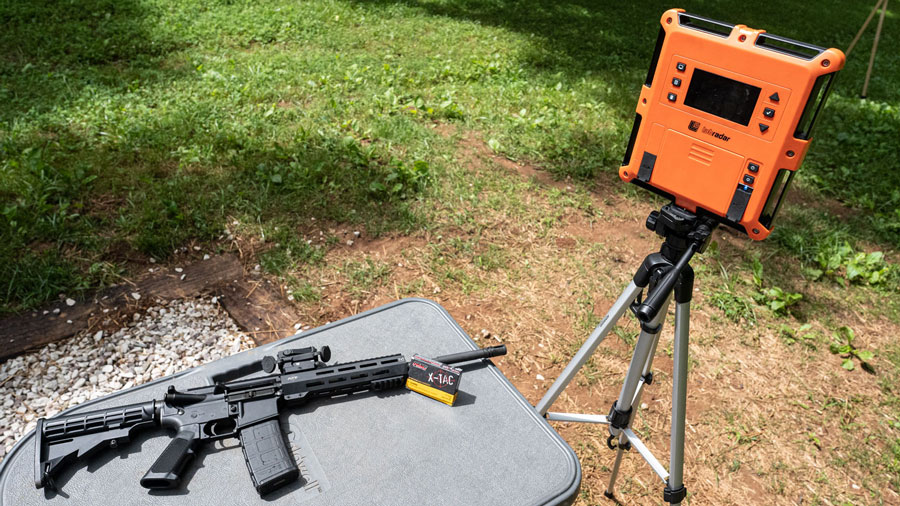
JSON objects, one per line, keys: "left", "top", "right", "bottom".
{"left": 607, "top": 400, "right": 632, "bottom": 430}
{"left": 663, "top": 485, "right": 687, "bottom": 504}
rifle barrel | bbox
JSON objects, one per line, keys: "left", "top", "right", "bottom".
{"left": 435, "top": 345, "right": 507, "bottom": 365}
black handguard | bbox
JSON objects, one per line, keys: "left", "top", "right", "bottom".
{"left": 239, "top": 419, "right": 299, "bottom": 495}
{"left": 140, "top": 427, "right": 200, "bottom": 489}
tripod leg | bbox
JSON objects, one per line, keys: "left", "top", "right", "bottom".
{"left": 627, "top": 313, "right": 664, "bottom": 420}
{"left": 604, "top": 439, "right": 627, "bottom": 499}
{"left": 605, "top": 296, "right": 669, "bottom": 497}
{"left": 665, "top": 301, "right": 690, "bottom": 505}
{"left": 536, "top": 281, "right": 642, "bottom": 415}
{"left": 608, "top": 294, "right": 670, "bottom": 438}
{"left": 861, "top": 0, "right": 887, "bottom": 98}
{"left": 603, "top": 320, "right": 668, "bottom": 499}
{"left": 846, "top": 0, "right": 885, "bottom": 56}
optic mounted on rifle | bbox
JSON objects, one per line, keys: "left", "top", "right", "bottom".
{"left": 260, "top": 346, "right": 331, "bottom": 374}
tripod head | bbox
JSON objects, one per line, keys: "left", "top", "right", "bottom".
{"left": 646, "top": 205, "right": 717, "bottom": 262}
{"left": 633, "top": 205, "right": 717, "bottom": 324}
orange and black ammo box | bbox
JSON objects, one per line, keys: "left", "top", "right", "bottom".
{"left": 620, "top": 9, "right": 845, "bottom": 240}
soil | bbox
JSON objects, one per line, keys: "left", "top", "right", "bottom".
{"left": 279, "top": 126, "right": 900, "bottom": 505}
{"left": 9, "top": 123, "right": 898, "bottom": 505}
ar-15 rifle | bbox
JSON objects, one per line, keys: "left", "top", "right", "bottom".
{"left": 34, "top": 344, "right": 506, "bottom": 496}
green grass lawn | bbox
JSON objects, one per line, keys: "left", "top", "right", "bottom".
{"left": 1, "top": 0, "right": 898, "bottom": 314}
{"left": 3, "top": 2, "right": 900, "bottom": 503}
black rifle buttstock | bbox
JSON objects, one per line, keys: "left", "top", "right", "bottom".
{"left": 140, "top": 428, "right": 199, "bottom": 489}
{"left": 35, "top": 401, "right": 159, "bottom": 490}
{"left": 239, "top": 419, "right": 300, "bottom": 495}
{"left": 33, "top": 418, "right": 47, "bottom": 489}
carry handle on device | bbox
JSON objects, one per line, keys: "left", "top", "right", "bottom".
{"left": 140, "top": 427, "right": 199, "bottom": 489}
{"left": 239, "top": 418, "right": 300, "bottom": 495}
{"left": 678, "top": 11, "right": 829, "bottom": 60}
{"left": 677, "top": 12, "right": 735, "bottom": 37}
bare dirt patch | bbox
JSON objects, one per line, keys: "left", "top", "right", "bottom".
{"left": 21, "top": 123, "right": 892, "bottom": 505}
{"left": 278, "top": 125, "right": 900, "bottom": 505}
{"left": 786, "top": 184, "right": 856, "bottom": 222}
{"left": 453, "top": 128, "right": 571, "bottom": 191}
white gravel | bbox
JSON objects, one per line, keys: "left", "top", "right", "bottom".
{"left": 0, "top": 297, "right": 254, "bottom": 461}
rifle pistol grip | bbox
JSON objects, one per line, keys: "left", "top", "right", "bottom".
{"left": 140, "top": 428, "right": 198, "bottom": 489}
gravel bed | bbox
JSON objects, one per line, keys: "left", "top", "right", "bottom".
{"left": 0, "top": 297, "right": 255, "bottom": 460}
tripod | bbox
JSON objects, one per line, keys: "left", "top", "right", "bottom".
{"left": 536, "top": 204, "right": 716, "bottom": 504}
{"left": 846, "top": 0, "right": 888, "bottom": 99}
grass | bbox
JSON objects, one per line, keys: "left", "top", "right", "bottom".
{"left": 2, "top": 0, "right": 898, "bottom": 314}
{"left": 343, "top": 257, "right": 392, "bottom": 297}
{"left": 1, "top": 0, "right": 440, "bottom": 312}
{"left": 1, "top": 2, "right": 899, "bottom": 502}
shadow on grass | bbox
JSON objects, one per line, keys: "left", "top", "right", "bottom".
{"left": 1, "top": 113, "right": 425, "bottom": 313}
{"left": 0, "top": 0, "right": 187, "bottom": 121}
{"left": 1, "top": 0, "right": 180, "bottom": 312}
{"left": 0, "top": 0, "right": 427, "bottom": 314}
{"left": 353, "top": 0, "right": 900, "bottom": 248}
{"left": 350, "top": 0, "right": 892, "bottom": 90}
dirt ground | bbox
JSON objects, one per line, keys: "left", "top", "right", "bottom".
{"left": 268, "top": 125, "right": 900, "bottom": 505}
{"left": 11, "top": 122, "right": 897, "bottom": 505}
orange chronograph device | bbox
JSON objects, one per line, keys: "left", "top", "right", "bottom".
{"left": 620, "top": 9, "right": 845, "bottom": 240}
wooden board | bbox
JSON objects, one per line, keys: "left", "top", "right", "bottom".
{"left": 217, "top": 280, "right": 302, "bottom": 345}
{"left": 0, "top": 255, "right": 245, "bottom": 361}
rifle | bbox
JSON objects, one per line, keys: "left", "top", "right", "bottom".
{"left": 34, "top": 344, "right": 507, "bottom": 495}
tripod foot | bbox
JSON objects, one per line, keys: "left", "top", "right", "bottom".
{"left": 603, "top": 490, "right": 625, "bottom": 505}
{"left": 664, "top": 485, "right": 687, "bottom": 504}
